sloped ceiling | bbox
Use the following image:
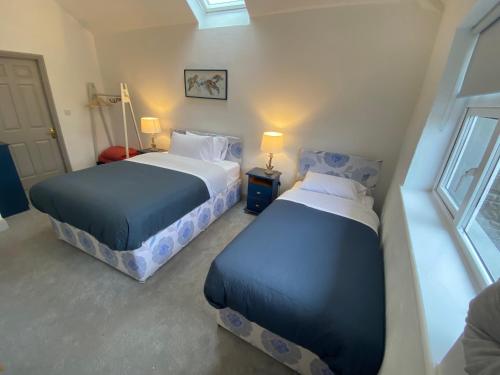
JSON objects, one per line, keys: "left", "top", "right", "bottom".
{"left": 249, "top": 0, "right": 404, "bottom": 17}
{"left": 55, "top": 0, "right": 442, "bottom": 34}
{"left": 55, "top": 0, "right": 195, "bottom": 34}
{"left": 247, "top": 0, "right": 443, "bottom": 16}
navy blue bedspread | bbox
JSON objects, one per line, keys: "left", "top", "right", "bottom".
{"left": 204, "top": 199, "right": 385, "bottom": 375}
{"left": 30, "top": 161, "right": 209, "bottom": 250}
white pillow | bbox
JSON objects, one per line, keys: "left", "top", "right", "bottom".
{"left": 300, "top": 171, "right": 367, "bottom": 201}
{"left": 169, "top": 132, "right": 214, "bottom": 161}
{"left": 213, "top": 136, "right": 229, "bottom": 160}
{"left": 187, "top": 131, "right": 228, "bottom": 161}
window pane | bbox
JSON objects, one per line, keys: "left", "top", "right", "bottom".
{"left": 206, "top": 0, "right": 244, "bottom": 6}
{"left": 465, "top": 167, "right": 500, "bottom": 280}
{"left": 444, "top": 116, "right": 497, "bottom": 208}
{"left": 207, "top": 0, "right": 237, "bottom": 4}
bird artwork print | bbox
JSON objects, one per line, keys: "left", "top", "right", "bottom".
{"left": 185, "top": 71, "right": 227, "bottom": 99}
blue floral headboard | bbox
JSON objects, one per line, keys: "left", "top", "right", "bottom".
{"left": 298, "top": 149, "right": 382, "bottom": 193}
{"left": 172, "top": 129, "right": 243, "bottom": 165}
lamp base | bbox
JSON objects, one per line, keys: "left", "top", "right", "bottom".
{"left": 264, "top": 153, "right": 275, "bottom": 175}
{"left": 150, "top": 134, "right": 157, "bottom": 150}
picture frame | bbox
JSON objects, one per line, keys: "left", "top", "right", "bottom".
{"left": 184, "top": 69, "right": 228, "bottom": 100}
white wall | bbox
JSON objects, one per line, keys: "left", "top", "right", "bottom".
{"left": 387, "top": 0, "right": 494, "bottom": 191}
{"left": 380, "top": 1, "right": 495, "bottom": 375}
{"left": 95, "top": 2, "right": 441, "bottom": 208}
{"left": 0, "top": 0, "right": 106, "bottom": 171}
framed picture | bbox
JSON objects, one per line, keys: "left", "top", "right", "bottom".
{"left": 184, "top": 69, "right": 228, "bottom": 100}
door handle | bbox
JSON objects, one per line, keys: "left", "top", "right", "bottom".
{"left": 48, "top": 128, "right": 57, "bottom": 139}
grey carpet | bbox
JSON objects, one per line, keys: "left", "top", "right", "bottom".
{"left": 0, "top": 203, "right": 293, "bottom": 375}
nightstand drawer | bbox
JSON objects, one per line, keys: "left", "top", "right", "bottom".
{"left": 245, "top": 167, "right": 281, "bottom": 215}
{"left": 246, "top": 197, "right": 270, "bottom": 213}
{"left": 248, "top": 183, "right": 272, "bottom": 200}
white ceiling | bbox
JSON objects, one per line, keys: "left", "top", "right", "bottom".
{"left": 247, "top": 0, "right": 402, "bottom": 17}
{"left": 55, "top": 0, "right": 442, "bottom": 34}
{"left": 55, "top": 0, "right": 195, "bottom": 34}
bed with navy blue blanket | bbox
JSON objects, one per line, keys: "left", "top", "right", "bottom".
{"left": 30, "top": 160, "right": 210, "bottom": 251}
{"left": 204, "top": 149, "right": 385, "bottom": 374}
{"left": 204, "top": 199, "right": 385, "bottom": 374}
{"left": 28, "top": 139, "right": 243, "bottom": 281}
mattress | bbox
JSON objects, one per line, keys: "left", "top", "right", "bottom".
{"left": 30, "top": 153, "right": 236, "bottom": 251}
{"left": 213, "top": 159, "right": 241, "bottom": 187}
{"left": 127, "top": 152, "right": 231, "bottom": 196}
{"left": 137, "top": 152, "right": 240, "bottom": 189}
{"left": 204, "top": 188, "right": 385, "bottom": 375}
{"left": 280, "top": 181, "right": 380, "bottom": 234}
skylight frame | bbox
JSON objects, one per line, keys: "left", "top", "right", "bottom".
{"left": 198, "top": 0, "right": 246, "bottom": 13}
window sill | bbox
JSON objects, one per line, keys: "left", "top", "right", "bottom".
{"left": 400, "top": 187, "right": 478, "bottom": 367}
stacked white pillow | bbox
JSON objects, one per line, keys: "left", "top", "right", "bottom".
{"left": 300, "top": 171, "right": 368, "bottom": 202}
{"left": 169, "top": 131, "right": 229, "bottom": 162}
{"left": 186, "top": 131, "right": 228, "bottom": 161}
{"left": 169, "top": 132, "right": 213, "bottom": 161}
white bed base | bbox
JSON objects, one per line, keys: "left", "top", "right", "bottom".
{"left": 49, "top": 180, "right": 241, "bottom": 282}
{"left": 216, "top": 308, "right": 333, "bottom": 375}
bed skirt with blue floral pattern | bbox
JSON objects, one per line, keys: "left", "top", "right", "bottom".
{"left": 216, "top": 308, "right": 334, "bottom": 375}
{"left": 48, "top": 180, "right": 241, "bottom": 282}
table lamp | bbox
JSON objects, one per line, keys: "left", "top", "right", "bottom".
{"left": 141, "top": 117, "right": 161, "bottom": 150}
{"left": 261, "top": 131, "right": 283, "bottom": 175}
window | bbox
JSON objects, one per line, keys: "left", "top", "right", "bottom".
{"left": 187, "top": 0, "right": 249, "bottom": 29}
{"left": 437, "top": 107, "right": 500, "bottom": 282}
{"left": 198, "top": 0, "right": 246, "bottom": 13}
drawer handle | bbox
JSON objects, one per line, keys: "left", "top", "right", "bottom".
{"left": 256, "top": 191, "right": 261, "bottom": 195}
{"left": 255, "top": 204, "right": 260, "bottom": 208}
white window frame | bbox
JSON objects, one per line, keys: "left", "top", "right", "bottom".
{"left": 436, "top": 104, "right": 500, "bottom": 285}
{"left": 197, "top": 0, "right": 246, "bottom": 13}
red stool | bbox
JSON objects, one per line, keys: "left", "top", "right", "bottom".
{"left": 98, "top": 146, "right": 139, "bottom": 164}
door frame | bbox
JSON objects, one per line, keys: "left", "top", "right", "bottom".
{"left": 0, "top": 50, "right": 72, "bottom": 172}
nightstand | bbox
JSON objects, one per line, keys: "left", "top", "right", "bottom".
{"left": 139, "top": 148, "right": 167, "bottom": 154}
{"left": 245, "top": 167, "right": 281, "bottom": 215}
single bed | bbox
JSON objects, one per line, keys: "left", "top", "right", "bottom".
{"left": 30, "top": 130, "right": 243, "bottom": 282}
{"left": 204, "top": 149, "right": 385, "bottom": 375}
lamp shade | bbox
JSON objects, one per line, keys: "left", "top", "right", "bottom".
{"left": 141, "top": 117, "right": 161, "bottom": 134}
{"left": 261, "top": 131, "right": 284, "bottom": 154}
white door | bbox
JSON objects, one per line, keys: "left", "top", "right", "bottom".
{"left": 0, "top": 57, "right": 65, "bottom": 190}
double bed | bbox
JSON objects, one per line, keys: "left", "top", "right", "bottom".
{"left": 204, "top": 149, "right": 385, "bottom": 375}
{"left": 30, "top": 130, "right": 243, "bottom": 282}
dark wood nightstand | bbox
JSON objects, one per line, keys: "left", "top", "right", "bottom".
{"left": 245, "top": 167, "right": 281, "bottom": 215}
{"left": 139, "top": 148, "right": 167, "bottom": 154}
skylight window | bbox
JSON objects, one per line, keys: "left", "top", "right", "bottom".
{"left": 207, "top": 0, "right": 242, "bottom": 5}
{"left": 187, "top": 0, "right": 249, "bottom": 29}
{"left": 201, "top": 0, "right": 246, "bottom": 13}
